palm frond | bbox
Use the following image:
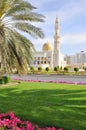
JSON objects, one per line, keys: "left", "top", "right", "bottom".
{"left": 15, "top": 23, "right": 44, "bottom": 38}
{"left": 0, "top": 0, "right": 10, "bottom": 17}
{"left": 0, "top": 0, "right": 45, "bottom": 74}
{"left": 3, "top": 1, "right": 36, "bottom": 18}
{"left": 12, "top": 12, "right": 45, "bottom": 22}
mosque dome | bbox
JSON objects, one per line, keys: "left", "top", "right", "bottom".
{"left": 42, "top": 41, "right": 53, "bottom": 51}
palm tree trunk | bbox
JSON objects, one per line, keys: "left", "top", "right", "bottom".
{"left": 0, "top": 48, "right": 2, "bottom": 77}
{"left": 0, "top": 34, "right": 4, "bottom": 77}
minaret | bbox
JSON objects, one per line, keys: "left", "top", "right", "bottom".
{"left": 53, "top": 17, "right": 60, "bottom": 67}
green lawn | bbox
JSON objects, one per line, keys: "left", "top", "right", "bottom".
{"left": 0, "top": 82, "right": 86, "bottom": 130}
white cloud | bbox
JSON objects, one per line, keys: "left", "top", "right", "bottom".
{"left": 45, "top": 1, "right": 86, "bottom": 24}
{"left": 61, "top": 33, "right": 86, "bottom": 45}
{"left": 27, "top": 0, "right": 86, "bottom": 28}
{"left": 33, "top": 33, "right": 86, "bottom": 46}
{"left": 30, "top": 0, "right": 51, "bottom": 7}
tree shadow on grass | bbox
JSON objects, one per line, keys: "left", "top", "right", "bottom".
{"left": 0, "top": 85, "right": 86, "bottom": 130}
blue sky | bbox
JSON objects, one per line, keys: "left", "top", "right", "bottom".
{"left": 28, "top": 0, "right": 86, "bottom": 55}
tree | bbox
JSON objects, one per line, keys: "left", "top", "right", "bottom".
{"left": 54, "top": 67, "right": 57, "bottom": 72}
{"left": 64, "top": 67, "right": 69, "bottom": 72}
{"left": 45, "top": 67, "right": 49, "bottom": 72}
{"left": 0, "top": 0, "right": 44, "bottom": 76}
{"left": 83, "top": 67, "right": 86, "bottom": 71}
{"left": 54, "top": 66, "right": 59, "bottom": 72}
{"left": 38, "top": 66, "right": 42, "bottom": 72}
{"left": 30, "top": 66, "right": 34, "bottom": 73}
{"left": 74, "top": 67, "right": 79, "bottom": 72}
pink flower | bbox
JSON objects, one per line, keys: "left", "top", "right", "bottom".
{"left": 52, "top": 127, "right": 57, "bottom": 130}
{"left": 57, "top": 128, "right": 63, "bottom": 130}
{"left": 0, "top": 112, "right": 74, "bottom": 130}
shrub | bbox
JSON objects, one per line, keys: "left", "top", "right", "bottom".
{"left": 30, "top": 66, "right": 34, "bottom": 71}
{"left": 64, "top": 67, "right": 69, "bottom": 72}
{"left": 3, "top": 76, "right": 10, "bottom": 83}
{"left": 30, "top": 66, "right": 35, "bottom": 74}
{"left": 54, "top": 66, "right": 59, "bottom": 72}
{"left": 54, "top": 67, "right": 57, "bottom": 72}
{"left": 0, "top": 78, "right": 4, "bottom": 84}
{"left": 45, "top": 67, "right": 49, "bottom": 72}
{"left": 84, "top": 68, "right": 86, "bottom": 71}
{"left": 0, "top": 76, "right": 10, "bottom": 84}
{"left": 74, "top": 67, "right": 79, "bottom": 72}
{"left": 38, "top": 66, "right": 42, "bottom": 71}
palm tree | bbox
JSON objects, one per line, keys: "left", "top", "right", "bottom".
{"left": 0, "top": 0, "right": 44, "bottom": 75}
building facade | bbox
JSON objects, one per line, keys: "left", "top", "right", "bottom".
{"left": 65, "top": 51, "right": 86, "bottom": 68}
{"left": 31, "top": 17, "right": 66, "bottom": 69}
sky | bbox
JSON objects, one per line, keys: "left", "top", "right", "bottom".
{"left": 27, "top": 0, "right": 86, "bottom": 55}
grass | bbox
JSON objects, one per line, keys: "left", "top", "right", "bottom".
{"left": 0, "top": 82, "right": 86, "bottom": 130}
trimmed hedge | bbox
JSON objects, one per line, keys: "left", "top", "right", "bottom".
{"left": 0, "top": 76, "right": 10, "bottom": 84}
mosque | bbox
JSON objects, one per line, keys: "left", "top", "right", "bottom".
{"left": 31, "top": 17, "right": 66, "bottom": 69}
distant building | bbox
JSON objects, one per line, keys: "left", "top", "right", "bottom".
{"left": 65, "top": 51, "right": 86, "bottom": 68}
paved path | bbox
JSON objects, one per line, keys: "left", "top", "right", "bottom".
{"left": 11, "top": 74, "right": 86, "bottom": 83}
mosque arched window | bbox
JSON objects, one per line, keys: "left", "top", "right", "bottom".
{"left": 37, "top": 61, "right": 40, "bottom": 64}
{"left": 38, "top": 57, "right": 40, "bottom": 60}
{"left": 41, "top": 61, "right": 43, "bottom": 64}
{"left": 44, "top": 61, "right": 46, "bottom": 64}
{"left": 41, "top": 57, "right": 44, "bottom": 60}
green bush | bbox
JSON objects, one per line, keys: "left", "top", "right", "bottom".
{"left": 3, "top": 76, "right": 10, "bottom": 83}
{"left": 64, "top": 67, "right": 69, "bottom": 72}
{"left": 0, "top": 78, "right": 4, "bottom": 84}
{"left": 74, "top": 67, "right": 79, "bottom": 72}
{"left": 54, "top": 66, "right": 59, "bottom": 72}
{"left": 0, "top": 76, "right": 10, "bottom": 84}
{"left": 30, "top": 66, "right": 34, "bottom": 71}
{"left": 54, "top": 67, "right": 57, "bottom": 72}
{"left": 45, "top": 67, "right": 49, "bottom": 72}
{"left": 38, "top": 67, "right": 42, "bottom": 71}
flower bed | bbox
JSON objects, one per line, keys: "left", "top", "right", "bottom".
{"left": 0, "top": 112, "right": 65, "bottom": 130}
{"left": 12, "top": 78, "right": 86, "bottom": 85}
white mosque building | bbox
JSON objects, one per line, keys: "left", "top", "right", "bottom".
{"left": 31, "top": 17, "right": 66, "bottom": 69}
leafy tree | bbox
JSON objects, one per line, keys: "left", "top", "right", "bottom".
{"left": 64, "top": 67, "right": 69, "bottom": 72}
{"left": 54, "top": 66, "right": 59, "bottom": 72}
{"left": 83, "top": 67, "right": 86, "bottom": 71}
{"left": 30, "top": 66, "right": 34, "bottom": 71}
{"left": 74, "top": 67, "right": 79, "bottom": 72}
{"left": 45, "top": 67, "right": 49, "bottom": 72}
{"left": 38, "top": 66, "right": 42, "bottom": 71}
{"left": 54, "top": 67, "right": 57, "bottom": 72}
{"left": 30, "top": 66, "right": 35, "bottom": 74}
{"left": 0, "top": 0, "right": 44, "bottom": 76}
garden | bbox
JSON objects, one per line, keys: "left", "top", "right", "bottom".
{"left": 0, "top": 0, "right": 86, "bottom": 129}
{"left": 0, "top": 81, "right": 86, "bottom": 130}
